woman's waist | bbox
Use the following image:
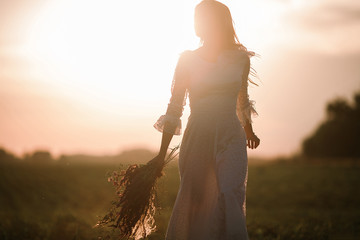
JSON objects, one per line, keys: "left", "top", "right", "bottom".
{"left": 189, "top": 108, "right": 237, "bottom": 120}
{"left": 187, "top": 109, "right": 242, "bottom": 132}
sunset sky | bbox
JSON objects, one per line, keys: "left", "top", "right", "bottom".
{"left": 0, "top": 0, "right": 359, "bottom": 159}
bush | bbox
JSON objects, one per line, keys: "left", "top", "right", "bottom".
{"left": 302, "top": 92, "right": 360, "bottom": 159}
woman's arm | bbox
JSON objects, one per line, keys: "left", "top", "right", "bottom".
{"left": 153, "top": 51, "right": 190, "bottom": 161}
{"left": 150, "top": 123, "right": 174, "bottom": 164}
{"left": 243, "top": 119, "right": 254, "bottom": 137}
{"left": 158, "top": 126, "right": 174, "bottom": 160}
{"left": 238, "top": 53, "right": 260, "bottom": 149}
{"left": 243, "top": 120, "right": 260, "bottom": 149}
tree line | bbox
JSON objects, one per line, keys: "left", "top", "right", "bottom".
{"left": 302, "top": 92, "right": 360, "bottom": 159}
{"left": 1, "top": 92, "right": 359, "bottom": 163}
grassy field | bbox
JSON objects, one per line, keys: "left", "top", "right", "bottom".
{"left": 0, "top": 159, "right": 359, "bottom": 240}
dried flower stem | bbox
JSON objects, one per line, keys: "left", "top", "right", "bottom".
{"left": 95, "top": 145, "right": 180, "bottom": 240}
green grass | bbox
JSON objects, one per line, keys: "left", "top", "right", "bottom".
{"left": 0, "top": 159, "right": 359, "bottom": 240}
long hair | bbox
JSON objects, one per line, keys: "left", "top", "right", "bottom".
{"left": 194, "top": 0, "right": 258, "bottom": 85}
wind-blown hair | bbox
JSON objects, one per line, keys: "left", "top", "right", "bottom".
{"left": 194, "top": 0, "right": 258, "bottom": 85}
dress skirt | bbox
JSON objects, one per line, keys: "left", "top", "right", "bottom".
{"left": 154, "top": 48, "right": 255, "bottom": 240}
{"left": 165, "top": 110, "right": 249, "bottom": 240}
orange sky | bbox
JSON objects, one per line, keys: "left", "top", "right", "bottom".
{"left": 0, "top": 0, "right": 359, "bottom": 159}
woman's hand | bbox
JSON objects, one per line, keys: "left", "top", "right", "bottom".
{"left": 148, "top": 153, "right": 166, "bottom": 166}
{"left": 246, "top": 133, "right": 260, "bottom": 149}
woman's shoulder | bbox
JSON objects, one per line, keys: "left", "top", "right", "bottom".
{"left": 175, "top": 49, "right": 200, "bottom": 68}
{"left": 176, "top": 47, "right": 252, "bottom": 65}
{"left": 227, "top": 48, "right": 251, "bottom": 59}
{"left": 176, "top": 50, "right": 194, "bottom": 63}
{"left": 178, "top": 49, "right": 194, "bottom": 57}
{"left": 215, "top": 48, "right": 250, "bottom": 67}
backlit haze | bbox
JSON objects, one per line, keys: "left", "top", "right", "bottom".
{"left": 1, "top": 0, "right": 359, "bottom": 159}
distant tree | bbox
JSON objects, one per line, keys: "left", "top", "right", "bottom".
{"left": 302, "top": 92, "right": 360, "bottom": 159}
{"left": 0, "top": 148, "right": 18, "bottom": 164}
{"left": 57, "top": 154, "right": 70, "bottom": 165}
{"left": 27, "top": 151, "right": 53, "bottom": 164}
{"left": 116, "top": 149, "right": 156, "bottom": 164}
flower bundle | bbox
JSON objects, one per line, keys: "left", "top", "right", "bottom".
{"left": 95, "top": 145, "right": 180, "bottom": 239}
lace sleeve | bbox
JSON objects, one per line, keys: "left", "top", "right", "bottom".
{"left": 154, "top": 51, "right": 190, "bottom": 135}
{"left": 236, "top": 54, "right": 258, "bottom": 127}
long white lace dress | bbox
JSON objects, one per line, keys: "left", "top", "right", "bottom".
{"left": 154, "top": 48, "right": 257, "bottom": 240}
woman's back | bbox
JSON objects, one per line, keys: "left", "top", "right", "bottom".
{"left": 153, "top": 1, "right": 260, "bottom": 239}
{"left": 159, "top": 48, "right": 252, "bottom": 239}
{"left": 186, "top": 48, "right": 250, "bottom": 116}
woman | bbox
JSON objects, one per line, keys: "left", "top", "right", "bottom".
{"left": 153, "top": 0, "right": 260, "bottom": 239}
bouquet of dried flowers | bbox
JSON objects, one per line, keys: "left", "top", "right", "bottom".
{"left": 95, "top": 145, "right": 180, "bottom": 239}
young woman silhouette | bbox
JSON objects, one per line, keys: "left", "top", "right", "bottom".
{"left": 153, "top": 0, "right": 260, "bottom": 239}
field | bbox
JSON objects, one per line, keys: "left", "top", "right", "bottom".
{"left": 0, "top": 158, "right": 359, "bottom": 240}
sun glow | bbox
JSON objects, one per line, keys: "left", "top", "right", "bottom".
{"left": 6, "top": 0, "right": 284, "bottom": 156}
{"left": 24, "top": 0, "right": 198, "bottom": 111}
{"left": 23, "top": 0, "right": 276, "bottom": 108}
{"left": 14, "top": 0, "right": 274, "bottom": 156}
